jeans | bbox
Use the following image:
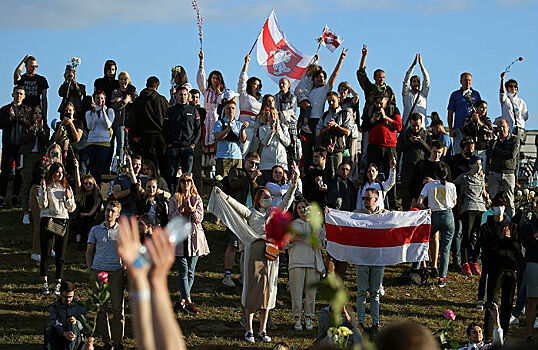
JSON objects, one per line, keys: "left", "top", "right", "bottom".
{"left": 484, "top": 269, "right": 517, "bottom": 340}
{"left": 488, "top": 171, "right": 515, "bottom": 219}
{"left": 176, "top": 256, "right": 199, "bottom": 300}
{"left": 451, "top": 216, "right": 463, "bottom": 265}
{"left": 40, "top": 218, "right": 69, "bottom": 279}
{"left": 0, "top": 144, "right": 22, "bottom": 197}
{"left": 86, "top": 144, "right": 110, "bottom": 185}
{"left": 433, "top": 209, "right": 455, "bottom": 279}
{"left": 453, "top": 128, "right": 464, "bottom": 154}
{"left": 45, "top": 323, "right": 83, "bottom": 350}
{"left": 512, "top": 264, "right": 527, "bottom": 317}
{"left": 356, "top": 265, "right": 384, "bottom": 325}
{"left": 78, "top": 148, "right": 89, "bottom": 175}
{"left": 167, "top": 146, "right": 194, "bottom": 192}
{"left": 300, "top": 118, "right": 319, "bottom": 171}
{"left": 113, "top": 126, "right": 126, "bottom": 165}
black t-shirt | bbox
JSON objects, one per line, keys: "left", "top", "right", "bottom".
{"left": 16, "top": 74, "right": 49, "bottom": 108}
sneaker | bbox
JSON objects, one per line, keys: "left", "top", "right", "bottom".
{"left": 240, "top": 315, "right": 247, "bottom": 328}
{"left": 185, "top": 302, "right": 199, "bottom": 316}
{"left": 31, "top": 253, "right": 41, "bottom": 262}
{"left": 461, "top": 263, "right": 472, "bottom": 276}
{"left": 534, "top": 317, "right": 538, "bottom": 328}
{"left": 476, "top": 300, "right": 484, "bottom": 311}
{"left": 469, "top": 262, "right": 482, "bottom": 276}
{"left": 509, "top": 315, "right": 519, "bottom": 325}
{"left": 173, "top": 300, "right": 185, "bottom": 314}
{"left": 175, "top": 300, "right": 194, "bottom": 316}
{"left": 244, "top": 331, "right": 255, "bottom": 343}
{"left": 372, "top": 324, "right": 381, "bottom": 338}
{"left": 294, "top": 318, "right": 303, "bottom": 331}
{"left": 429, "top": 267, "right": 439, "bottom": 279}
{"left": 436, "top": 278, "right": 448, "bottom": 287}
{"left": 379, "top": 284, "right": 385, "bottom": 296}
{"left": 51, "top": 250, "right": 56, "bottom": 258}
{"left": 257, "top": 331, "right": 271, "bottom": 343}
{"left": 54, "top": 283, "right": 61, "bottom": 296}
{"left": 267, "top": 313, "right": 278, "bottom": 330}
{"left": 42, "top": 282, "right": 50, "bottom": 295}
{"left": 222, "top": 275, "right": 236, "bottom": 287}
{"left": 305, "top": 318, "right": 313, "bottom": 331}
{"left": 22, "top": 213, "right": 30, "bottom": 225}
{"left": 301, "top": 124, "right": 313, "bottom": 134}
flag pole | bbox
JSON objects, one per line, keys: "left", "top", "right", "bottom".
{"left": 248, "top": 13, "right": 271, "bottom": 55}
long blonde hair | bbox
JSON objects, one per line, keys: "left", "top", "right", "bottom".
{"left": 174, "top": 174, "right": 199, "bottom": 209}
{"left": 258, "top": 107, "right": 279, "bottom": 126}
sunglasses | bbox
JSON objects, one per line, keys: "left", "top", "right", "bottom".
{"left": 179, "top": 179, "right": 192, "bottom": 183}
{"left": 83, "top": 182, "right": 93, "bottom": 186}
{"left": 362, "top": 196, "right": 377, "bottom": 201}
{"left": 507, "top": 85, "right": 518, "bottom": 88}
{"left": 250, "top": 161, "right": 260, "bottom": 167}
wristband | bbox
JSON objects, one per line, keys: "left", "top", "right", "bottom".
{"left": 129, "top": 288, "right": 150, "bottom": 302}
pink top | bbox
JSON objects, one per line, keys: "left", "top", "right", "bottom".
{"left": 169, "top": 194, "right": 209, "bottom": 257}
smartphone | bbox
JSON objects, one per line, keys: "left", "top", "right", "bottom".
{"left": 484, "top": 301, "right": 494, "bottom": 310}
{"left": 66, "top": 65, "right": 72, "bottom": 74}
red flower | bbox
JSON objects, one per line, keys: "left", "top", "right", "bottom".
{"left": 519, "top": 57, "right": 523, "bottom": 61}
{"left": 265, "top": 208, "right": 292, "bottom": 249}
{"left": 97, "top": 271, "right": 109, "bottom": 283}
{"left": 443, "top": 309, "right": 456, "bottom": 321}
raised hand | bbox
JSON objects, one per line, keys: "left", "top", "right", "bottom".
{"left": 199, "top": 50, "right": 204, "bottom": 61}
{"left": 340, "top": 48, "right": 348, "bottom": 59}
{"left": 362, "top": 44, "right": 368, "bottom": 56}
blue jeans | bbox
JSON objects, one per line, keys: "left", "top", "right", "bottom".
{"left": 86, "top": 144, "right": 109, "bottom": 185}
{"left": 113, "top": 126, "right": 125, "bottom": 164}
{"left": 512, "top": 264, "right": 527, "bottom": 317}
{"left": 356, "top": 265, "right": 384, "bottom": 325}
{"left": 433, "top": 209, "right": 456, "bottom": 279}
{"left": 176, "top": 256, "right": 199, "bottom": 299}
{"left": 167, "top": 146, "right": 194, "bottom": 191}
{"left": 78, "top": 148, "right": 89, "bottom": 175}
{"left": 451, "top": 216, "right": 462, "bottom": 265}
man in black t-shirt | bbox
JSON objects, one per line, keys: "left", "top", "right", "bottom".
{"left": 14, "top": 55, "right": 49, "bottom": 117}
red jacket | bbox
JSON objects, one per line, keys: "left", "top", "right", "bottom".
{"left": 362, "top": 105, "right": 402, "bottom": 147}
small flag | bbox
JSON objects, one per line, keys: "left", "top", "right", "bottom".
{"left": 317, "top": 25, "right": 343, "bottom": 53}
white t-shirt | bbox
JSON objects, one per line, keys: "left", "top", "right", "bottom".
{"left": 420, "top": 180, "right": 457, "bottom": 211}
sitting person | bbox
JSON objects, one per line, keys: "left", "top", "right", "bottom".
{"left": 142, "top": 159, "right": 170, "bottom": 197}
{"left": 457, "top": 303, "right": 504, "bottom": 350}
{"left": 315, "top": 304, "right": 363, "bottom": 346}
{"left": 45, "top": 281, "right": 87, "bottom": 350}
{"left": 135, "top": 177, "right": 169, "bottom": 227}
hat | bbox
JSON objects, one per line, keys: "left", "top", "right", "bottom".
{"left": 222, "top": 90, "right": 239, "bottom": 101}
{"left": 492, "top": 192, "right": 506, "bottom": 207}
{"left": 468, "top": 155, "right": 483, "bottom": 165}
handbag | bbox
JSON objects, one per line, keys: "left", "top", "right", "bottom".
{"left": 264, "top": 241, "right": 280, "bottom": 261}
{"left": 46, "top": 217, "right": 68, "bottom": 237}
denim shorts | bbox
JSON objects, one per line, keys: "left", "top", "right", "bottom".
{"left": 226, "top": 228, "right": 239, "bottom": 248}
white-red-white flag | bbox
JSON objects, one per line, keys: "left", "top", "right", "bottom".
{"left": 318, "top": 25, "right": 343, "bottom": 53}
{"left": 256, "top": 10, "right": 314, "bottom": 89}
{"left": 325, "top": 209, "right": 431, "bottom": 266}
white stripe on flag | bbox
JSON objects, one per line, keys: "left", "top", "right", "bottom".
{"left": 325, "top": 209, "right": 430, "bottom": 230}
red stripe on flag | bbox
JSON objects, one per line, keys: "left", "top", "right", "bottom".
{"left": 325, "top": 223, "right": 430, "bottom": 248}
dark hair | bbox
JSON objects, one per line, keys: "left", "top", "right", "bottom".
{"left": 466, "top": 322, "right": 482, "bottom": 336}
{"left": 93, "top": 90, "right": 106, "bottom": 98}
{"left": 45, "top": 162, "right": 70, "bottom": 190}
{"left": 26, "top": 55, "right": 37, "bottom": 63}
{"left": 474, "top": 99, "right": 487, "bottom": 110}
{"left": 505, "top": 79, "right": 518, "bottom": 89}
{"left": 13, "top": 85, "right": 25, "bottom": 93}
{"left": 131, "top": 153, "right": 143, "bottom": 162}
{"left": 376, "top": 320, "right": 439, "bottom": 350}
{"left": 260, "top": 94, "right": 275, "bottom": 111}
{"left": 106, "top": 200, "right": 122, "bottom": 212}
{"left": 245, "top": 152, "right": 260, "bottom": 160}
{"left": 460, "top": 136, "right": 475, "bottom": 149}
{"left": 190, "top": 88, "right": 201, "bottom": 96}
{"left": 142, "top": 159, "right": 158, "bottom": 177}
{"left": 146, "top": 76, "right": 160, "bottom": 89}
{"left": 337, "top": 82, "right": 349, "bottom": 91}
{"left": 430, "top": 119, "right": 443, "bottom": 127}
{"left": 313, "top": 70, "right": 327, "bottom": 81}
{"left": 146, "top": 177, "right": 159, "bottom": 186}
{"left": 364, "top": 187, "right": 379, "bottom": 198}
{"left": 172, "top": 65, "right": 188, "bottom": 86}
{"left": 460, "top": 72, "right": 472, "bottom": 80}
{"left": 59, "top": 281, "right": 75, "bottom": 294}
{"left": 270, "top": 165, "right": 287, "bottom": 185}
{"left": 409, "top": 112, "right": 423, "bottom": 122}
{"left": 374, "top": 69, "right": 385, "bottom": 79}
{"left": 253, "top": 188, "right": 269, "bottom": 210}
{"left": 314, "top": 147, "right": 327, "bottom": 158}
{"left": 326, "top": 91, "right": 339, "bottom": 99}
{"left": 434, "top": 165, "right": 449, "bottom": 185}
{"left": 362, "top": 163, "right": 381, "bottom": 188}
{"left": 430, "top": 140, "right": 444, "bottom": 150}
{"left": 246, "top": 77, "right": 262, "bottom": 98}
{"left": 293, "top": 198, "right": 309, "bottom": 220}
{"left": 103, "top": 60, "right": 117, "bottom": 77}
{"left": 207, "top": 70, "right": 225, "bottom": 91}
{"left": 411, "top": 75, "right": 421, "bottom": 83}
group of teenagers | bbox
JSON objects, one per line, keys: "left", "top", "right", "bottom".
{"left": 1, "top": 45, "right": 537, "bottom": 348}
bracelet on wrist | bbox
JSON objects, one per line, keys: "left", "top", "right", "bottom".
{"left": 129, "top": 288, "right": 151, "bottom": 302}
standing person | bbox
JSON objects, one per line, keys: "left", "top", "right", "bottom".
{"left": 197, "top": 50, "right": 228, "bottom": 178}
{"left": 266, "top": 165, "right": 302, "bottom": 208}
{"left": 430, "top": 119, "right": 454, "bottom": 158}
{"left": 85, "top": 91, "right": 114, "bottom": 186}
{"left": 487, "top": 119, "right": 519, "bottom": 219}
{"left": 189, "top": 88, "right": 206, "bottom": 191}
{"left": 169, "top": 65, "right": 190, "bottom": 106}
{"left": 214, "top": 98, "right": 247, "bottom": 177}
{"left": 462, "top": 100, "right": 493, "bottom": 169}
{"left": 130, "top": 76, "right": 169, "bottom": 179}
{"left": 112, "top": 154, "right": 149, "bottom": 218}
{"left": 14, "top": 55, "right": 49, "bottom": 117}
{"left": 238, "top": 54, "right": 262, "bottom": 156}
{"left": 73, "top": 173, "right": 103, "bottom": 251}
{"left": 480, "top": 193, "right": 521, "bottom": 340}
{"left": 53, "top": 102, "right": 84, "bottom": 182}
{"left": 447, "top": 72, "right": 481, "bottom": 153}
{"left": 500, "top": 72, "right": 528, "bottom": 136}
{"left": 85, "top": 200, "right": 125, "bottom": 350}
{"left": 417, "top": 167, "right": 457, "bottom": 287}
{"left": 302, "top": 147, "right": 333, "bottom": 208}
{"left": 397, "top": 113, "right": 430, "bottom": 210}
{"left": 169, "top": 174, "right": 209, "bottom": 315}
{"left": 356, "top": 159, "right": 396, "bottom": 211}
{"left": 20, "top": 105, "right": 50, "bottom": 225}
{"left": 337, "top": 81, "right": 360, "bottom": 179}
{"left": 110, "top": 71, "right": 138, "bottom": 170}
{"left": 58, "top": 66, "right": 86, "bottom": 123}
{"left": 39, "top": 162, "right": 76, "bottom": 295}
{"left": 134, "top": 178, "right": 168, "bottom": 227}
{"left": 288, "top": 199, "right": 325, "bottom": 331}
{"left": 454, "top": 156, "right": 489, "bottom": 276}
{"left": 0, "top": 86, "right": 29, "bottom": 207}
{"left": 275, "top": 78, "right": 301, "bottom": 170}
{"left": 213, "top": 164, "right": 299, "bottom": 344}
{"left": 164, "top": 86, "right": 201, "bottom": 192}
{"left": 94, "top": 60, "right": 119, "bottom": 106}
{"left": 402, "top": 54, "right": 430, "bottom": 127}
{"left": 259, "top": 107, "right": 291, "bottom": 182}
{"left": 354, "top": 188, "right": 388, "bottom": 336}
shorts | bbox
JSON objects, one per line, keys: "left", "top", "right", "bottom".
{"left": 226, "top": 228, "right": 239, "bottom": 248}
{"left": 216, "top": 158, "right": 242, "bottom": 177}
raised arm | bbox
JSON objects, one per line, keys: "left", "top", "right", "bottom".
{"left": 238, "top": 55, "right": 250, "bottom": 94}
{"left": 279, "top": 163, "right": 299, "bottom": 211}
{"left": 419, "top": 54, "right": 430, "bottom": 96}
{"left": 500, "top": 72, "right": 506, "bottom": 94}
{"left": 328, "top": 48, "right": 347, "bottom": 87}
{"left": 14, "top": 54, "right": 29, "bottom": 84}
{"left": 402, "top": 55, "right": 417, "bottom": 95}
{"left": 196, "top": 50, "right": 208, "bottom": 95}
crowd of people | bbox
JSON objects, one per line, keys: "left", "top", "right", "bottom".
{"left": 0, "top": 47, "right": 536, "bottom": 349}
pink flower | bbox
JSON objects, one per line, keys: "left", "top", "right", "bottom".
{"left": 443, "top": 309, "right": 456, "bottom": 321}
{"left": 97, "top": 271, "right": 109, "bottom": 283}
{"left": 265, "top": 208, "right": 292, "bottom": 249}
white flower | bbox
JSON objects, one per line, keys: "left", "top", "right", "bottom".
{"left": 215, "top": 175, "right": 223, "bottom": 182}
{"left": 531, "top": 191, "right": 536, "bottom": 197}
{"left": 517, "top": 190, "right": 523, "bottom": 197}
{"left": 524, "top": 189, "right": 530, "bottom": 196}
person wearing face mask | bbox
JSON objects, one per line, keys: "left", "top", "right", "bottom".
{"left": 397, "top": 112, "right": 431, "bottom": 210}
{"left": 212, "top": 163, "right": 299, "bottom": 344}
{"left": 479, "top": 192, "right": 521, "bottom": 341}
{"left": 454, "top": 156, "right": 490, "bottom": 277}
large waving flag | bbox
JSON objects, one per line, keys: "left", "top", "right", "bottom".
{"left": 325, "top": 209, "right": 431, "bottom": 266}
{"left": 256, "top": 10, "right": 314, "bottom": 89}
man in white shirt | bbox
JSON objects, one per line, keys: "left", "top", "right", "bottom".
{"left": 458, "top": 303, "right": 503, "bottom": 350}
{"left": 500, "top": 72, "right": 528, "bottom": 136}
{"left": 402, "top": 54, "right": 430, "bottom": 128}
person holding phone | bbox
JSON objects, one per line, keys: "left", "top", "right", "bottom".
{"left": 58, "top": 66, "right": 86, "bottom": 123}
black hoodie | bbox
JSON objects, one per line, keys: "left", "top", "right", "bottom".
{"left": 130, "top": 88, "right": 169, "bottom": 136}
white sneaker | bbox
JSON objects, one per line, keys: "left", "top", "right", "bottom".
{"left": 42, "top": 282, "right": 50, "bottom": 295}
{"left": 257, "top": 331, "right": 271, "bottom": 343}
{"left": 305, "top": 318, "right": 313, "bottom": 331}
{"left": 380, "top": 285, "right": 385, "bottom": 296}
{"left": 476, "top": 300, "right": 484, "bottom": 311}
{"left": 294, "top": 318, "right": 302, "bottom": 331}
{"left": 534, "top": 317, "right": 538, "bottom": 328}
{"left": 509, "top": 315, "right": 519, "bottom": 325}
{"left": 51, "top": 250, "right": 56, "bottom": 258}
{"left": 22, "top": 213, "right": 30, "bottom": 225}
{"left": 31, "top": 253, "right": 41, "bottom": 262}
{"left": 222, "top": 275, "right": 235, "bottom": 287}
{"left": 54, "top": 282, "right": 61, "bottom": 296}
{"left": 244, "top": 331, "right": 255, "bottom": 343}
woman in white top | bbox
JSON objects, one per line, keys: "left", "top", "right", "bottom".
{"left": 417, "top": 166, "right": 457, "bottom": 287}
{"left": 356, "top": 159, "right": 396, "bottom": 210}
{"left": 238, "top": 54, "right": 262, "bottom": 156}
{"left": 265, "top": 164, "right": 303, "bottom": 208}
{"left": 38, "top": 162, "right": 76, "bottom": 295}
{"left": 288, "top": 199, "right": 325, "bottom": 331}
{"left": 258, "top": 107, "right": 290, "bottom": 182}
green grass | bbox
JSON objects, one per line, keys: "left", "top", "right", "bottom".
{"left": 0, "top": 184, "right": 530, "bottom": 349}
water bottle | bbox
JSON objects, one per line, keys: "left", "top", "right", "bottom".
{"left": 133, "top": 216, "right": 192, "bottom": 268}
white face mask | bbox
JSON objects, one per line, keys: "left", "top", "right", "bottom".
{"left": 260, "top": 198, "right": 272, "bottom": 208}
{"left": 493, "top": 206, "right": 505, "bottom": 217}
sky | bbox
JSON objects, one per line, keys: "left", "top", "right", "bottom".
{"left": 0, "top": 0, "right": 537, "bottom": 133}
